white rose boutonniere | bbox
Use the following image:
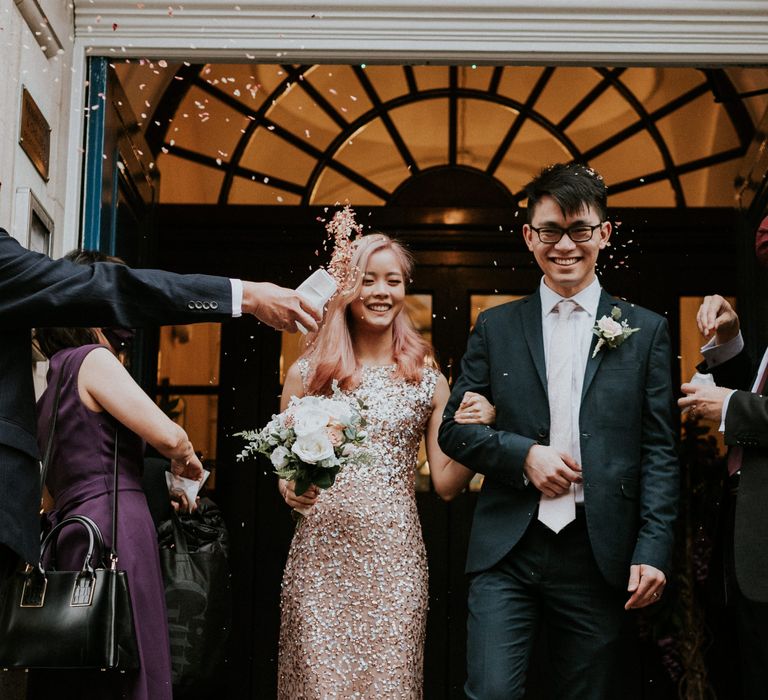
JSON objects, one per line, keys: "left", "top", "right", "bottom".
{"left": 592, "top": 306, "right": 639, "bottom": 358}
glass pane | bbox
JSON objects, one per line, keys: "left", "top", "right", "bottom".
{"left": 679, "top": 296, "right": 735, "bottom": 455}
{"left": 467, "top": 294, "right": 524, "bottom": 491}
{"left": 333, "top": 119, "right": 412, "bottom": 196}
{"left": 157, "top": 393, "right": 219, "bottom": 464}
{"left": 241, "top": 126, "right": 318, "bottom": 189}
{"left": 409, "top": 294, "right": 434, "bottom": 492}
{"left": 266, "top": 81, "right": 341, "bottom": 151}
{"left": 456, "top": 99, "right": 517, "bottom": 171}
{"left": 536, "top": 67, "right": 602, "bottom": 126}
{"left": 470, "top": 294, "right": 524, "bottom": 329}
{"left": 405, "top": 294, "right": 433, "bottom": 343}
{"left": 280, "top": 329, "right": 308, "bottom": 386}
{"left": 166, "top": 84, "right": 252, "bottom": 161}
{"left": 389, "top": 99, "right": 449, "bottom": 170}
{"left": 158, "top": 153, "right": 224, "bottom": 204}
{"left": 679, "top": 296, "right": 735, "bottom": 381}
{"left": 307, "top": 64, "right": 374, "bottom": 121}
{"left": 311, "top": 168, "right": 387, "bottom": 206}
{"left": 415, "top": 438, "right": 431, "bottom": 493}
{"left": 158, "top": 323, "right": 221, "bottom": 386}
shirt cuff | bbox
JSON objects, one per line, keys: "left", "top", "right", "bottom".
{"left": 230, "top": 279, "right": 243, "bottom": 318}
{"left": 700, "top": 331, "right": 744, "bottom": 369}
{"left": 719, "top": 390, "right": 737, "bottom": 432}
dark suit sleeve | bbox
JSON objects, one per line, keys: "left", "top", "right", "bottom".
{"left": 0, "top": 228, "right": 232, "bottom": 329}
{"left": 724, "top": 391, "right": 768, "bottom": 449}
{"left": 438, "top": 313, "right": 536, "bottom": 488}
{"left": 631, "top": 318, "right": 680, "bottom": 572}
{"left": 704, "top": 347, "right": 762, "bottom": 447}
{"left": 702, "top": 346, "right": 753, "bottom": 392}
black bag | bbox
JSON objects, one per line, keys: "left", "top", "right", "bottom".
{"left": 0, "top": 376, "right": 138, "bottom": 672}
{"left": 0, "top": 515, "right": 138, "bottom": 670}
{"left": 158, "top": 498, "right": 231, "bottom": 697}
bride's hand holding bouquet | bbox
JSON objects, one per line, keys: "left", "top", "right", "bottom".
{"left": 237, "top": 384, "right": 368, "bottom": 515}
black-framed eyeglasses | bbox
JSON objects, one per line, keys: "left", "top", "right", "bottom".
{"left": 529, "top": 222, "right": 605, "bottom": 244}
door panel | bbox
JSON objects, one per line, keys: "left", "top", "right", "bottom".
{"left": 152, "top": 204, "right": 739, "bottom": 699}
{"left": 82, "top": 56, "right": 161, "bottom": 386}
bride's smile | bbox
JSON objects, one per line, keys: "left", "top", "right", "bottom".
{"left": 349, "top": 248, "right": 406, "bottom": 330}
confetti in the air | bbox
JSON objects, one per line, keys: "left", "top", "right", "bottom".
{"left": 323, "top": 205, "right": 364, "bottom": 294}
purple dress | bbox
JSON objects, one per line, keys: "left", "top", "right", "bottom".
{"left": 31, "top": 345, "right": 172, "bottom": 700}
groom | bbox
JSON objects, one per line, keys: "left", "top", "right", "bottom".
{"left": 439, "top": 163, "right": 679, "bottom": 698}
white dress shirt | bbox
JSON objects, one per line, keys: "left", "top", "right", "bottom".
{"left": 539, "top": 276, "right": 602, "bottom": 504}
{"left": 700, "top": 331, "right": 765, "bottom": 431}
{"left": 230, "top": 278, "right": 244, "bottom": 317}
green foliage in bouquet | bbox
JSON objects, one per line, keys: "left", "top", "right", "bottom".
{"left": 236, "top": 383, "right": 368, "bottom": 496}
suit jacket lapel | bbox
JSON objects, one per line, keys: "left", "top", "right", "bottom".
{"left": 521, "top": 293, "right": 548, "bottom": 394}
{"left": 582, "top": 290, "right": 616, "bottom": 401}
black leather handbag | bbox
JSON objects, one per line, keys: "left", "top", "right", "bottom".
{"left": 0, "top": 513, "right": 138, "bottom": 669}
{"left": 0, "top": 378, "right": 138, "bottom": 671}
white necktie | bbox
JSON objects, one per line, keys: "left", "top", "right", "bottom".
{"left": 538, "top": 299, "right": 577, "bottom": 533}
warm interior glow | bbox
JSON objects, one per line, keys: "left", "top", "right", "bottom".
{"left": 112, "top": 62, "right": 768, "bottom": 209}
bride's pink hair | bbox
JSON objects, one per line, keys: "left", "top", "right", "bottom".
{"left": 303, "top": 233, "right": 433, "bottom": 396}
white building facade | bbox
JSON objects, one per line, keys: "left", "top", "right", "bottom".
{"left": 1, "top": 1, "right": 767, "bottom": 254}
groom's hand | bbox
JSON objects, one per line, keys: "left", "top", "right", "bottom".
{"left": 242, "top": 281, "right": 322, "bottom": 332}
{"left": 625, "top": 564, "right": 666, "bottom": 609}
{"left": 523, "top": 445, "right": 582, "bottom": 498}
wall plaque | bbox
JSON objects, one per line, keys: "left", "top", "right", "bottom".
{"left": 19, "top": 87, "right": 51, "bottom": 182}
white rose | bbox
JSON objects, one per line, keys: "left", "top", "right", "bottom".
{"left": 324, "top": 399, "right": 354, "bottom": 425}
{"left": 292, "top": 430, "right": 335, "bottom": 464}
{"left": 293, "top": 405, "right": 330, "bottom": 436}
{"left": 597, "top": 316, "right": 624, "bottom": 339}
{"left": 270, "top": 445, "right": 291, "bottom": 469}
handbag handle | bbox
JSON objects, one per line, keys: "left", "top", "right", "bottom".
{"left": 38, "top": 515, "right": 105, "bottom": 575}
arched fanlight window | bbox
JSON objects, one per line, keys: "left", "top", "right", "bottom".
{"left": 120, "top": 63, "right": 761, "bottom": 208}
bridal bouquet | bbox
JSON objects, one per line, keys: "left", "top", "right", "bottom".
{"left": 236, "top": 384, "right": 367, "bottom": 496}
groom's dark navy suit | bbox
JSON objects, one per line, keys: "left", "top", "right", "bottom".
{"left": 0, "top": 229, "right": 233, "bottom": 567}
{"left": 439, "top": 288, "right": 679, "bottom": 697}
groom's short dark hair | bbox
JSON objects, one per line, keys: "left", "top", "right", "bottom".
{"left": 524, "top": 163, "right": 608, "bottom": 223}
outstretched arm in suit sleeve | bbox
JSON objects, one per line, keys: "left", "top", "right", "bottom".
{"left": 0, "top": 229, "right": 232, "bottom": 329}
{"left": 437, "top": 314, "right": 536, "bottom": 488}
{"left": 631, "top": 318, "right": 680, "bottom": 580}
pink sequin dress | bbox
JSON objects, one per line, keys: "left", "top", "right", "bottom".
{"left": 277, "top": 362, "right": 438, "bottom": 699}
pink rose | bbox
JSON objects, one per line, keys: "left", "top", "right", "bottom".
{"left": 326, "top": 426, "right": 344, "bottom": 446}
{"left": 596, "top": 316, "right": 623, "bottom": 339}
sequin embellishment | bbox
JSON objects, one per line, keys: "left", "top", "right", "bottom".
{"left": 277, "top": 363, "right": 438, "bottom": 699}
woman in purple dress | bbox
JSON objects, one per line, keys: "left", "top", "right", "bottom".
{"left": 28, "top": 251, "right": 203, "bottom": 700}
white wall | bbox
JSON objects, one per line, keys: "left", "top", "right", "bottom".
{"left": 0, "top": 0, "right": 79, "bottom": 255}
{"left": 3, "top": 0, "right": 766, "bottom": 254}
{"left": 75, "top": 1, "right": 768, "bottom": 64}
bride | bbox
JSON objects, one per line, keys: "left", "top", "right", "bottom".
{"left": 276, "top": 233, "right": 494, "bottom": 698}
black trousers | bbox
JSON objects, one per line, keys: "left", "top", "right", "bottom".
{"left": 0, "top": 543, "right": 21, "bottom": 601}
{"left": 465, "top": 510, "right": 636, "bottom": 700}
{"left": 0, "top": 544, "right": 28, "bottom": 699}
{"left": 723, "top": 482, "right": 768, "bottom": 700}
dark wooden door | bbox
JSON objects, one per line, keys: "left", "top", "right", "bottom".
{"left": 82, "top": 56, "right": 161, "bottom": 384}
{"left": 154, "top": 204, "right": 740, "bottom": 699}
{"left": 412, "top": 257, "right": 541, "bottom": 699}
